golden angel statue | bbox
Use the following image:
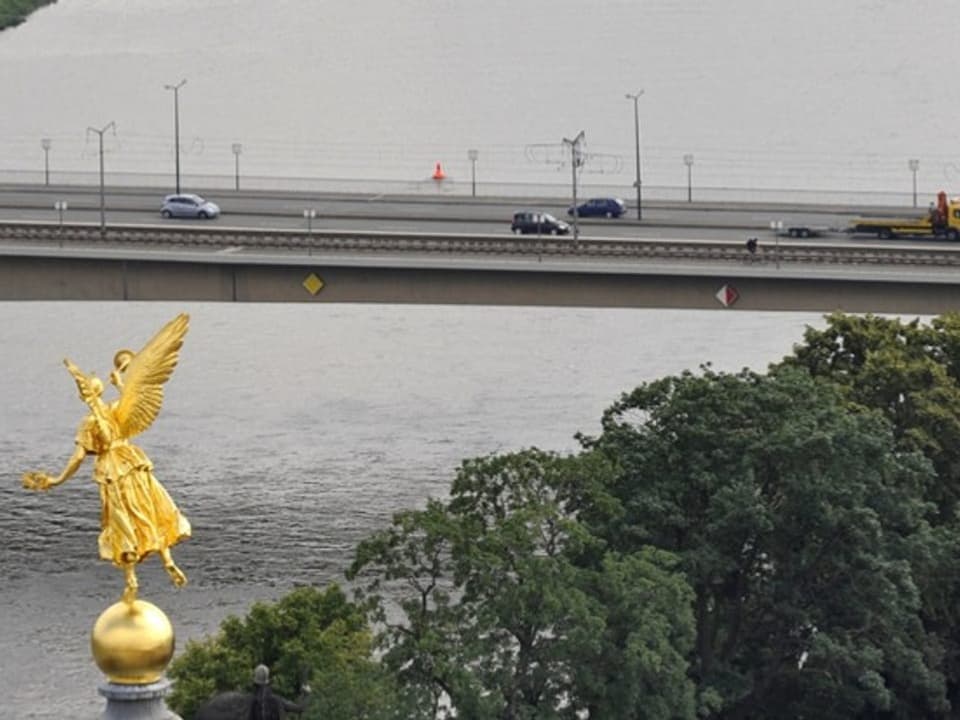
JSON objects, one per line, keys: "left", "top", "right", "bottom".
{"left": 23, "top": 314, "right": 192, "bottom": 603}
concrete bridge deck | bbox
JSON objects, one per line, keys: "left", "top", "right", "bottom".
{"left": 2, "top": 221, "right": 959, "bottom": 313}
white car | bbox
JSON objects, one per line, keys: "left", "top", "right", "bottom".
{"left": 160, "top": 193, "right": 220, "bottom": 219}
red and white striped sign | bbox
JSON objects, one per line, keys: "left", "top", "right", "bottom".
{"left": 715, "top": 284, "right": 740, "bottom": 307}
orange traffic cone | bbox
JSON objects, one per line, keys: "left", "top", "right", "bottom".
{"left": 432, "top": 162, "right": 446, "bottom": 180}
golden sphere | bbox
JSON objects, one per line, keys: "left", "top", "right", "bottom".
{"left": 91, "top": 599, "right": 175, "bottom": 684}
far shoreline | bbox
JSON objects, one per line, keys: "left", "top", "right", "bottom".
{"left": 0, "top": 0, "right": 57, "bottom": 32}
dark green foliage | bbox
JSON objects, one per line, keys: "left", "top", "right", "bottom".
{"left": 167, "top": 585, "right": 403, "bottom": 720}
{"left": 581, "top": 366, "right": 948, "bottom": 718}
{"left": 784, "top": 312, "right": 960, "bottom": 517}
{"left": 783, "top": 312, "right": 960, "bottom": 714}
{"left": 0, "top": 0, "right": 56, "bottom": 31}
{"left": 349, "top": 449, "right": 697, "bottom": 719}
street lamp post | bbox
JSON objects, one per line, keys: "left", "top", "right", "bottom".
{"left": 87, "top": 120, "right": 117, "bottom": 235}
{"left": 41, "top": 137, "right": 51, "bottom": 186}
{"left": 909, "top": 158, "right": 920, "bottom": 208}
{"left": 468, "top": 149, "right": 479, "bottom": 198}
{"left": 232, "top": 143, "right": 243, "bottom": 191}
{"left": 562, "top": 130, "right": 586, "bottom": 242}
{"left": 87, "top": 122, "right": 116, "bottom": 236}
{"left": 625, "top": 90, "right": 644, "bottom": 220}
{"left": 164, "top": 79, "right": 187, "bottom": 193}
{"left": 683, "top": 154, "right": 694, "bottom": 203}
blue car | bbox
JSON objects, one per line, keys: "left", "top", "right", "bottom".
{"left": 567, "top": 197, "right": 626, "bottom": 218}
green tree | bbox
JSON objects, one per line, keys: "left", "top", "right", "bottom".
{"left": 349, "top": 449, "right": 697, "bottom": 720}
{"left": 580, "top": 366, "right": 947, "bottom": 719}
{"left": 348, "top": 499, "right": 468, "bottom": 718}
{"left": 783, "top": 311, "right": 960, "bottom": 713}
{"left": 783, "top": 312, "right": 960, "bottom": 517}
{"left": 568, "top": 549, "right": 697, "bottom": 719}
{"left": 167, "top": 584, "right": 405, "bottom": 720}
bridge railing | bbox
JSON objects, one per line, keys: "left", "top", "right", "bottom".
{"left": 2, "top": 221, "right": 960, "bottom": 269}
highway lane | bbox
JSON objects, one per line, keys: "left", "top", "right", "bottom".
{"left": 0, "top": 210, "right": 861, "bottom": 245}
{"left": 0, "top": 183, "right": 944, "bottom": 248}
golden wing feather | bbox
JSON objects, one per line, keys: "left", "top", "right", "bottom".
{"left": 114, "top": 313, "right": 190, "bottom": 439}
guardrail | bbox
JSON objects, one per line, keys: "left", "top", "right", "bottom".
{"left": 2, "top": 221, "right": 960, "bottom": 269}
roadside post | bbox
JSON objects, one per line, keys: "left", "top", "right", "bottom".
{"left": 55, "top": 200, "right": 68, "bottom": 246}
{"left": 304, "top": 208, "right": 318, "bottom": 231}
{"left": 304, "top": 209, "right": 318, "bottom": 256}
{"left": 55, "top": 200, "right": 68, "bottom": 229}
{"left": 769, "top": 220, "right": 783, "bottom": 269}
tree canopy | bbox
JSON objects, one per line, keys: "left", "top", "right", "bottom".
{"left": 167, "top": 585, "right": 405, "bottom": 720}
{"left": 348, "top": 450, "right": 697, "bottom": 719}
{"left": 580, "top": 365, "right": 946, "bottom": 718}
{"left": 783, "top": 311, "right": 960, "bottom": 714}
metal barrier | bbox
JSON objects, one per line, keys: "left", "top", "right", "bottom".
{"left": 2, "top": 220, "right": 960, "bottom": 268}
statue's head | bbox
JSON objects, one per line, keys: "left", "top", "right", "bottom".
{"left": 253, "top": 664, "right": 270, "bottom": 686}
{"left": 87, "top": 376, "right": 104, "bottom": 399}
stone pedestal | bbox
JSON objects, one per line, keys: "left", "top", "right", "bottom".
{"left": 99, "top": 678, "right": 182, "bottom": 720}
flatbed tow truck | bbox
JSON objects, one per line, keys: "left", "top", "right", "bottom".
{"left": 774, "top": 191, "right": 960, "bottom": 241}
{"left": 848, "top": 190, "right": 960, "bottom": 240}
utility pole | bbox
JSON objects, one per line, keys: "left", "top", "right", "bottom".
{"left": 164, "top": 79, "right": 187, "bottom": 193}
{"left": 625, "top": 90, "right": 644, "bottom": 219}
{"left": 562, "top": 131, "right": 586, "bottom": 242}
{"left": 87, "top": 122, "right": 116, "bottom": 236}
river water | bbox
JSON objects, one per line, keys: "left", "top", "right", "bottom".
{"left": 2, "top": 0, "right": 960, "bottom": 200}
{"left": 0, "top": 301, "right": 831, "bottom": 718}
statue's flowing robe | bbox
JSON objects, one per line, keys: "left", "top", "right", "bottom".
{"left": 75, "top": 412, "right": 190, "bottom": 565}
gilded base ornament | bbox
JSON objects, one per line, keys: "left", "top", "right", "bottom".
{"left": 22, "top": 313, "right": 192, "bottom": 605}
{"left": 92, "top": 599, "right": 175, "bottom": 684}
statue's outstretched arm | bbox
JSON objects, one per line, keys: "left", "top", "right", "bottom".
{"left": 23, "top": 444, "right": 87, "bottom": 492}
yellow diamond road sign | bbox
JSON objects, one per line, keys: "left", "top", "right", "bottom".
{"left": 302, "top": 273, "right": 324, "bottom": 295}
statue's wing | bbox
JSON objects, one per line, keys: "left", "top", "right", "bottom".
{"left": 114, "top": 313, "right": 190, "bottom": 438}
{"left": 63, "top": 358, "right": 98, "bottom": 400}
